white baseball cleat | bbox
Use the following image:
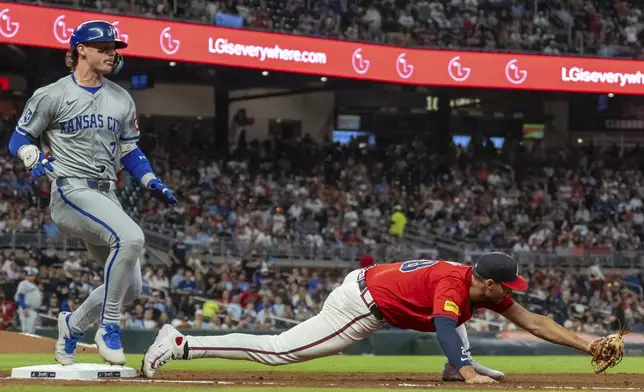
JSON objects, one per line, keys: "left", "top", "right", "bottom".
{"left": 95, "top": 323, "right": 126, "bottom": 365}
{"left": 142, "top": 324, "right": 187, "bottom": 378}
{"left": 55, "top": 312, "right": 82, "bottom": 365}
{"left": 472, "top": 359, "right": 505, "bottom": 380}
{"left": 442, "top": 360, "right": 505, "bottom": 381}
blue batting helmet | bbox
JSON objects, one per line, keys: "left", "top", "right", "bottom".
{"left": 69, "top": 20, "right": 127, "bottom": 74}
{"left": 70, "top": 20, "right": 128, "bottom": 51}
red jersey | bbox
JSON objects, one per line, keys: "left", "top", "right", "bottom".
{"left": 0, "top": 300, "right": 16, "bottom": 330}
{"left": 365, "top": 260, "right": 514, "bottom": 332}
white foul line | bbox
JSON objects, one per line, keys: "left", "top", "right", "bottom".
{"left": 3, "top": 376, "right": 643, "bottom": 390}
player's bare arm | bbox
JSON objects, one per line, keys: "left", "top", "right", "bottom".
{"left": 501, "top": 301, "right": 628, "bottom": 373}
{"left": 468, "top": 254, "right": 590, "bottom": 355}
{"left": 501, "top": 302, "right": 591, "bottom": 353}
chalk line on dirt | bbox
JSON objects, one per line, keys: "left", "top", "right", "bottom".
{"left": 4, "top": 376, "right": 644, "bottom": 390}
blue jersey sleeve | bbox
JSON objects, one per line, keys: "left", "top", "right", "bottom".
{"left": 8, "top": 129, "right": 33, "bottom": 158}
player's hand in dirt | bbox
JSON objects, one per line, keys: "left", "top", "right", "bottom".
{"left": 464, "top": 374, "right": 498, "bottom": 384}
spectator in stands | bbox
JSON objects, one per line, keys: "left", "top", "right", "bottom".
{"left": 126, "top": 303, "right": 146, "bottom": 329}
{"left": 226, "top": 295, "right": 242, "bottom": 321}
{"left": 177, "top": 269, "right": 199, "bottom": 293}
{"left": 171, "top": 267, "right": 186, "bottom": 290}
{"left": 171, "top": 234, "right": 188, "bottom": 267}
{"left": 150, "top": 267, "right": 170, "bottom": 291}
{"left": 0, "top": 289, "right": 15, "bottom": 331}
{"left": 389, "top": 205, "right": 407, "bottom": 238}
{"left": 40, "top": 245, "right": 61, "bottom": 267}
{"left": 240, "top": 284, "right": 260, "bottom": 308}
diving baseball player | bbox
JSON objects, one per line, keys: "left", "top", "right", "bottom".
{"left": 14, "top": 267, "right": 42, "bottom": 334}
{"left": 8, "top": 21, "right": 177, "bottom": 365}
{"left": 143, "top": 253, "right": 604, "bottom": 384}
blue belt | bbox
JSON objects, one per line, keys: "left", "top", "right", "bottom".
{"left": 56, "top": 178, "right": 115, "bottom": 192}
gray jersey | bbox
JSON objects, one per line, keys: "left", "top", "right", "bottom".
{"left": 14, "top": 279, "right": 42, "bottom": 310}
{"left": 15, "top": 75, "right": 139, "bottom": 181}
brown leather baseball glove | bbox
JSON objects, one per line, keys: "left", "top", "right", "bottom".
{"left": 589, "top": 323, "right": 630, "bottom": 374}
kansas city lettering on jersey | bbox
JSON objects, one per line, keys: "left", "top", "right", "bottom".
{"left": 59, "top": 114, "right": 122, "bottom": 134}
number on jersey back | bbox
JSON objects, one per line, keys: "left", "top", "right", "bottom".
{"left": 399, "top": 259, "right": 462, "bottom": 273}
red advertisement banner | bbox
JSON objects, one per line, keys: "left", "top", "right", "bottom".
{"left": 0, "top": 2, "right": 643, "bottom": 95}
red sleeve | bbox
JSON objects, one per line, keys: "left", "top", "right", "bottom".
{"left": 481, "top": 295, "right": 515, "bottom": 313}
{"left": 430, "top": 278, "right": 467, "bottom": 322}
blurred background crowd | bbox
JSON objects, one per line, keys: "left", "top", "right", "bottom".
{"left": 1, "top": 115, "right": 644, "bottom": 259}
{"left": 0, "top": 243, "right": 642, "bottom": 334}
{"left": 21, "top": 0, "right": 644, "bottom": 59}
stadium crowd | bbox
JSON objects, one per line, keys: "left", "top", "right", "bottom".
{"left": 0, "top": 244, "right": 642, "bottom": 334}
{"left": 19, "top": 0, "right": 644, "bottom": 59}
{"left": 96, "top": 126, "right": 644, "bottom": 260}
{"left": 1, "top": 112, "right": 644, "bottom": 261}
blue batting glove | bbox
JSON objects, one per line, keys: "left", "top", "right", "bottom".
{"left": 30, "top": 153, "right": 56, "bottom": 179}
{"left": 147, "top": 179, "right": 178, "bottom": 205}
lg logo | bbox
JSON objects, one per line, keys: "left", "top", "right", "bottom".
{"left": 111, "top": 21, "right": 128, "bottom": 44}
{"left": 0, "top": 9, "right": 19, "bottom": 39}
{"left": 159, "top": 27, "right": 180, "bottom": 55}
{"left": 448, "top": 56, "right": 471, "bottom": 82}
{"left": 351, "top": 48, "right": 370, "bottom": 75}
{"left": 53, "top": 15, "right": 74, "bottom": 44}
{"left": 396, "top": 53, "right": 414, "bottom": 79}
{"left": 505, "top": 59, "right": 528, "bottom": 85}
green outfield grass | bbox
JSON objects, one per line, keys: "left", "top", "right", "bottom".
{"left": 0, "top": 355, "right": 642, "bottom": 392}
{"left": 0, "top": 354, "right": 643, "bottom": 374}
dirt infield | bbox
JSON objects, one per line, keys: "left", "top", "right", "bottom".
{"left": 146, "top": 371, "right": 644, "bottom": 389}
{"left": 0, "top": 331, "right": 96, "bottom": 354}
{"left": 1, "top": 370, "right": 644, "bottom": 389}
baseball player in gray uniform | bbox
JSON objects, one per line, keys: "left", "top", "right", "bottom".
{"left": 14, "top": 267, "right": 42, "bottom": 334}
{"left": 8, "top": 20, "right": 177, "bottom": 365}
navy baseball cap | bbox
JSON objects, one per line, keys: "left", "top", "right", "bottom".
{"left": 474, "top": 252, "right": 528, "bottom": 292}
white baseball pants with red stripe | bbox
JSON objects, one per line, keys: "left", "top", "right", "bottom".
{"left": 184, "top": 269, "right": 386, "bottom": 365}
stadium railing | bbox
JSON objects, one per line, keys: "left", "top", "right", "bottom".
{"left": 5, "top": 229, "right": 425, "bottom": 264}
{"left": 8, "top": 229, "right": 644, "bottom": 268}
{"left": 404, "top": 222, "right": 644, "bottom": 268}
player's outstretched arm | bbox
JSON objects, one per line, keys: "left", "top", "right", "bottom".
{"left": 119, "top": 145, "right": 177, "bottom": 205}
{"left": 119, "top": 97, "right": 177, "bottom": 205}
{"left": 501, "top": 302, "right": 591, "bottom": 354}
